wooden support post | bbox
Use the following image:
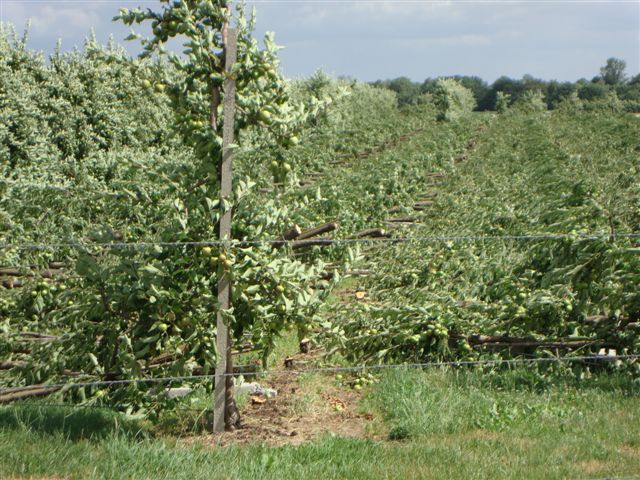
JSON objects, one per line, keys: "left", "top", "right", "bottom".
{"left": 214, "top": 27, "right": 237, "bottom": 434}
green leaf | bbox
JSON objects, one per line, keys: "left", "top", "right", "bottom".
{"left": 141, "top": 265, "right": 164, "bottom": 276}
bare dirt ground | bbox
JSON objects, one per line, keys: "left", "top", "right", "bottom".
{"left": 182, "top": 349, "right": 376, "bottom": 447}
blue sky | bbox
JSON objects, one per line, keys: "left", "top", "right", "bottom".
{"left": 1, "top": 0, "right": 638, "bottom": 82}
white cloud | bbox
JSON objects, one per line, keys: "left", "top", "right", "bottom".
{"left": 406, "top": 34, "right": 492, "bottom": 47}
{"left": 2, "top": 2, "right": 105, "bottom": 38}
{"left": 256, "top": 0, "right": 460, "bottom": 29}
{"left": 31, "top": 7, "right": 102, "bottom": 38}
{"left": 1, "top": 0, "right": 637, "bottom": 81}
{"left": 291, "top": 5, "right": 332, "bottom": 28}
{"left": 344, "top": 1, "right": 458, "bottom": 19}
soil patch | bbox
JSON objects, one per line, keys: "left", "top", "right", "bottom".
{"left": 182, "top": 351, "right": 375, "bottom": 447}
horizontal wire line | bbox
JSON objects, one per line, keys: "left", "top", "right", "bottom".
{"left": 1, "top": 233, "right": 639, "bottom": 250}
{"left": 1, "top": 354, "right": 638, "bottom": 395}
{"left": 2, "top": 0, "right": 637, "bottom": 3}
{"left": 0, "top": 401, "right": 209, "bottom": 413}
{"left": 1, "top": 182, "right": 129, "bottom": 198}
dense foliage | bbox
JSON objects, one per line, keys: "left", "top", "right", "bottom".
{"left": 321, "top": 109, "right": 640, "bottom": 369}
{"left": 1, "top": 11, "right": 638, "bottom": 414}
{"left": 431, "top": 79, "right": 476, "bottom": 121}
{"left": 0, "top": 18, "right": 426, "bottom": 411}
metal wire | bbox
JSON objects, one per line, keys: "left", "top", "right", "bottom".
{"left": 1, "top": 181, "right": 128, "bottom": 199}
{"left": 1, "top": 232, "right": 639, "bottom": 251}
{"left": 0, "top": 401, "right": 208, "bottom": 414}
{"left": 3, "top": 0, "right": 638, "bottom": 3}
{"left": 2, "top": 354, "right": 637, "bottom": 396}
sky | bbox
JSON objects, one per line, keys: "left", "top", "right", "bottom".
{"left": 0, "top": 0, "right": 638, "bottom": 83}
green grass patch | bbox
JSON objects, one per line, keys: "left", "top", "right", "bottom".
{"left": 1, "top": 367, "right": 638, "bottom": 479}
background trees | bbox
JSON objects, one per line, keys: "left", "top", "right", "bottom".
{"left": 372, "top": 57, "right": 638, "bottom": 113}
{"left": 600, "top": 57, "right": 627, "bottom": 86}
{"left": 371, "top": 77, "right": 422, "bottom": 106}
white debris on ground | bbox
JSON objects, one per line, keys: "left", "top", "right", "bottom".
{"left": 164, "top": 382, "right": 277, "bottom": 399}
{"left": 165, "top": 387, "right": 193, "bottom": 399}
{"left": 598, "top": 348, "right": 617, "bottom": 357}
{"left": 235, "top": 382, "right": 278, "bottom": 398}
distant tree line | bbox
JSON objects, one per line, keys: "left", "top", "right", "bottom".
{"left": 371, "top": 57, "right": 640, "bottom": 112}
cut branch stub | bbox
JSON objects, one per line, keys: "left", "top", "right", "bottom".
{"left": 0, "top": 386, "right": 62, "bottom": 403}
{"left": 1, "top": 279, "right": 23, "bottom": 289}
{"left": 297, "top": 221, "right": 338, "bottom": 241}
{"left": 465, "top": 334, "right": 620, "bottom": 350}
{"left": 386, "top": 216, "right": 418, "bottom": 223}
{"left": 0, "top": 361, "right": 25, "bottom": 370}
{"left": 0, "top": 268, "right": 29, "bottom": 277}
{"left": 282, "top": 224, "right": 302, "bottom": 240}
{"left": 351, "top": 228, "right": 390, "bottom": 239}
{"left": 272, "top": 224, "right": 302, "bottom": 248}
{"left": 291, "top": 237, "right": 334, "bottom": 250}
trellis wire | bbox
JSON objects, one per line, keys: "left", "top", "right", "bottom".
{"left": 0, "top": 401, "right": 209, "bottom": 414}
{"left": 1, "top": 232, "right": 639, "bottom": 251}
{"left": 2, "top": 354, "right": 638, "bottom": 396}
{"left": 1, "top": 181, "right": 127, "bottom": 198}
{"left": 4, "top": 0, "right": 639, "bottom": 4}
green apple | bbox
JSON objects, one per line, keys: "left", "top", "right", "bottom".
{"left": 259, "top": 110, "right": 273, "bottom": 124}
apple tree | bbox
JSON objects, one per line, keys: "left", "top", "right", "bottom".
{"left": 2, "top": 1, "right": 331, "bottom": 416}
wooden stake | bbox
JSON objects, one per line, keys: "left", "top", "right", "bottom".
{"left": 214, "top": 27, "right": 237, "bottom": 434}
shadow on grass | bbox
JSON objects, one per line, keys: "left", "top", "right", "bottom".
{"left": 0, "top": 404, "right": 150, "bottom": 441}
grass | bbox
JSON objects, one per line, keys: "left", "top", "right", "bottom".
{"left": 1, "top": 367, "right": 638, "bottom": 479}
